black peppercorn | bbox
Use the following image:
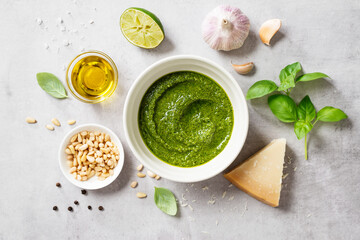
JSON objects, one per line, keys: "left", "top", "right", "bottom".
{"left": 74, "top": 200, "right": 79, "bottom": 205}
{"left": 88, "top": 205, "right": 92, "bottom": 210}
{"left": 81, "top": 189, "right": 87, "bottom": 195}
{"left": 56, "top": 182, "right": 61, "bottom": 187}
{"left": 68, "top": 206, "right": 73, "bottom": 212}
{"left": 98, "top": 206, "right": 104, "bottom": 211}
{"left": 53, "top": 206, "right": 58, "bottom": 211}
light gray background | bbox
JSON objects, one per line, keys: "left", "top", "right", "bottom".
{"left": 0, "top": 0, "right": 359, "bottom": 239}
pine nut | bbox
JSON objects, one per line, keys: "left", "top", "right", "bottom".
{"left": 51, "top": 118, "right": 61, "bottom": 127}
{"left": 70, "top": 134, "right": 78, "bottom": 143}
{"left": 137, "top": 172, "right": 146, "bottom": 178}
{"left": 147, "top": 170, "right": 156, "bottom": 178}
{"left": 98, "top": 176, "right": 105, "bottom": 181}
{"left": 155, "top": 175, "right": 161, "bottom": 180}
{"left": 81, "top": 152, "right": 87, "bottom": 162}
{"left": 130, "top": 181, "right": 138, "bottom": 188}
{"left": 67, "top": 120, "right": 76, "bottom": 125}
{"left": 65, "top": 148, "right": 72, "bottom": 155}
{"left": 68, "top": 145, "right": 75, "bottom": 155}
{"left": 79, "top": 144, "right": 88, "bottom": 151}
{"left": 88, "top": 170, "right": 95, "bottom": 179}
{"left": 26, "top": 117, "right": 37, "bottom": 124}
{"left": 69, "top": 167, "right": 77, "bottom": 173}
{"left": 105, "top": 134, "right": 110, "bottom": 141}
{"left": 87, "top": 156, "right": 95, "bottom": 163}
{"left": 78, "top": 134, "right": 82, "bottom": 143}
{"left": 136, "top": 192, "right": 147, "bottom": 198}
{"left": 46, "top": 124, "right": 54, "bottom": 131}
{"left": 137, "top": 164, "right": 144, "bottom": 171}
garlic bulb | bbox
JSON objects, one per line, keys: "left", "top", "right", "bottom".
{"left": 202, "top": 5, "right": 250, "bottom": 51}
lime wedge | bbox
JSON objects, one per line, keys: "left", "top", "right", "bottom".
{"left": 120, "top": 7, "right": 165, "bottom": 49}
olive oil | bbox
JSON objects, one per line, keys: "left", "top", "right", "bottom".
{"left": 71, "top": 55, "right": 115, "bottom": 99}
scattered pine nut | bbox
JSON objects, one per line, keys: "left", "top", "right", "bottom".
{"left": 136, "top": 192, "right": 147, "bottom": 198}
{"left": 68, "top": 120, "right": 76, "bottom": 125}
{"left": 136, "top": 164, "right": 143, "bottom": 171}
{"left": 51, "top": 118, "right": 61, "bottom": 126}
{"left": 46, "top": 124, "right": 55, "bottom": 131}
{"left": 137, "top": 172, "right": 146, "bottom": 178}
{"left": 147, "top": 170, "right": 156, "bottom": 178}
{"left": 26, "top": 117, "right": 37, "bottom": 124}
{"left": 130, "top": 181, "right": 138, "bottom": 188}
{"left": 155, "top": 175, "right": 161, "bottom": 180}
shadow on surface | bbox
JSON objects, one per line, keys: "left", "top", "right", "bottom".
{"left": 269, "top": 31, "right": 285, "bottom": 46}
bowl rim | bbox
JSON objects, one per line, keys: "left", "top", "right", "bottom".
{"left": 123, "top": 54, "right": 249, "bottom": 182}
{"left": 58, "top": 123, "right": 124, "bottom": 190}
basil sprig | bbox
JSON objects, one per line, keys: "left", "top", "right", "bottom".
{"left": 36, "top": 72, "right": 68, "bottom": 99}
{"left": 246, "top": 63, "right": 347, "bottom": 160}
{"left": 154, "top": 187, "right": 177, "bottom": 216}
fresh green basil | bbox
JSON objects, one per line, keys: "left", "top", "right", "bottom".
{"left": 296, "top": 72, "right": 329, "bottom": 82}
{"left": 317, "top": 107, "right": 348, "bottom": 122}
{"left": 277, "top": 62, "right": 302, "bottom": 91}
{"left": 268, "top": 94, "right": 297, "bottom": 122}
{"left": 246, "top": 80, "right": 278, "bottom": 100}
{"left": 154, "top": 187, "right": 177, "bottom": 216}
{"left": 246, "top": 62, "right": 347, "bottom": 160}
{"left": 294, "top": 120, "right": 313, "bottom": 140}
{"left": 297, "top": 95, "right": 316, "bottom": 122}
{"left": 36, "top": 72, "right": 68, "bottom": 99}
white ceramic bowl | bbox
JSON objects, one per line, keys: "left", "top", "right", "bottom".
{"left": 123, "top": 55, "right": 248, "bottom": 183}
{"left": 59, "top": 124, "right": 124, "bottom": 190}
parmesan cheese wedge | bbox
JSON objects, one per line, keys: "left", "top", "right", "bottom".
{"left": 224, "top": 138, "right": 286, "bottom": 207}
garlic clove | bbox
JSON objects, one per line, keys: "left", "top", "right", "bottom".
{"left": 259, "top": 19, "right": 282, "bottom": 46}
{"left": 202, "top": 5, "right": 250, "bottom": 51}
{"left": 232, "top": 62, "right": 254, "bottom": 75}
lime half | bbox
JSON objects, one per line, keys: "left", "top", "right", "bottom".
{"left": 120, "top": 7, "right": 165, "bottom": 49}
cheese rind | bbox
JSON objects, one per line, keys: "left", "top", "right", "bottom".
{"left": 224, "top": 138, "right": 286, "bottom": 207}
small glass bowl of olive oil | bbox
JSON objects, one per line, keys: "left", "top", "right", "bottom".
{"left": 66, "top": 51, "right": 118, "bottom": 103}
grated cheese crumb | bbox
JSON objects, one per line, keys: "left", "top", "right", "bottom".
{"left": 202, "top": 186, "right": 209, "bottom": 191}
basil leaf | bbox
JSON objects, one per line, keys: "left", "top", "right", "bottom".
{"left": 154, "top": 187, "right": 177, "bottom": 216}
{"left": 297, "top": 95, "right": 316, "bottom": 122}
{"left": 278, "top": 62, "right": 302, "bottom": 91}
{"left": 246, "top": 80, "right": 278, "bottom": 100}
{"left": 36, "top": 72, "right": 68, "bottom": 99}
{"left": 317, "top": 107, "right": 348, "bottom": 122}
{"left": 296, "top": 72, "right": 329, "bottom": 82}
{"left": 268, "top": 94, "right": 297, "bottom": 122}
{"left": 294, "top": 120, "right": 313, "bottom": 140}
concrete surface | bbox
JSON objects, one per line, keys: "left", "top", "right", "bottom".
{"left": 0, "top": 0, "right": 359, "bottom": 239}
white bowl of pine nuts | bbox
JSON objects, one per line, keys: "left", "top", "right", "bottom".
{"left": 59, "top": 124, "right": 124, "bottom": 190}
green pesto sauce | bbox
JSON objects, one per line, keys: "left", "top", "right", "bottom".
{"left": 138, "top": 71, "right": 234, "bottom": 167}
